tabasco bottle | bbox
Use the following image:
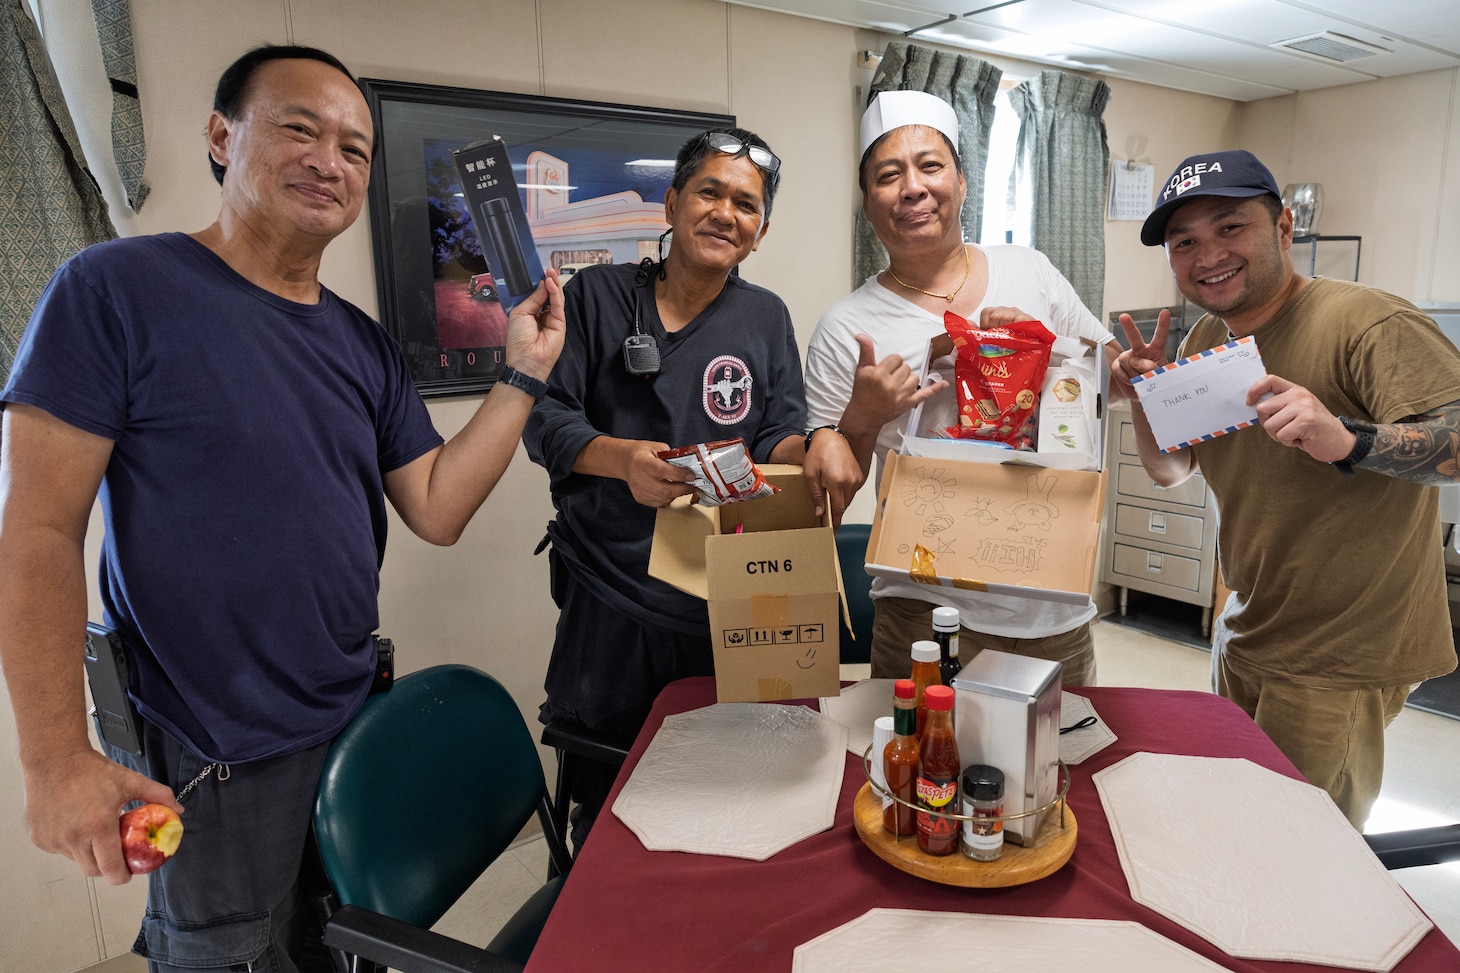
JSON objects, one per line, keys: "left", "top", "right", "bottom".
{"left": 915, "top": 684, "right": 961, "bottom": 856}
{"left": 909, "top": 640, "right": 941, "bottom": 737}
{"left": 883, "top": 679, "right": 919, "bottom": 836}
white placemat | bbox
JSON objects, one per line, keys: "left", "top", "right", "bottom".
{"left": 1059, "top": 691, "right": 1117, "bottom": 764}
{"left": 1094, "top": 752, "right": 1431, "bottom": 971}
{"left": 613, "top": 702, "right": 847, "bottom": 861}
{"left": 820, "top": 678, "right": 896, "bottom": 757}
{"left": 793, "top": 909, "right": 1229, "bottom": 972}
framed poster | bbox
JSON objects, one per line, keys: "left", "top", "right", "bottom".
{"left": 358, "top": 78, "right": 734, "bottom": 396}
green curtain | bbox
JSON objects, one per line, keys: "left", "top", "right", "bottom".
{"left": 852, "top": 41, "right": 1002, "bottom": 288}
{"left": 0, "top": 0, "right": 116, "bottom": 380}
{"left": 1008, "top": 70, "right": 1110, "bottom": 315}
{"left": 90, "top": 0, "right": 148, "bottom": 211}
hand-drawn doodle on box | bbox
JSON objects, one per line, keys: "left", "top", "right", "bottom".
{"left": 899, "top": 465, "right": 957, "bottom": 517}
{"left": 967, "top": 496, "right": 998, "bottom": 525}
{"left": 1005, "top": 473, "right": 1060, "bottom": 531}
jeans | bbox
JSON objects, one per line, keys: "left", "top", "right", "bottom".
{"left": 107, "top": 718, "right": 330, "bottom": 972}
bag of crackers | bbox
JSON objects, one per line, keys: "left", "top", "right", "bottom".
{"left": 657, "top": 438, "right": 778, "bottom": 506}
{"left": 943, "top": 312, "right": 1057, "bottom": 449}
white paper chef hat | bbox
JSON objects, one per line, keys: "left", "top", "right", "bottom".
{"left": 858, "top": 90, "right": 960, "bottom": 157}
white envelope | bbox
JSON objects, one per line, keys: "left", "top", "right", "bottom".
{"left": 1131, "top": 337, "right": 1266, "bottom": 452}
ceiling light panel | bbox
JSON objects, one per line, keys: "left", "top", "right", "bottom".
{"left": 1084, "top": 0, "right": 1339, "bottom": 47}
{"left": 919, "top": 16, "right": 1296, "bottom": 100}
{"left": 960, "top": 0, "right": 1366, "bottom": 87}
{"left": 736, "top": 0, "right": 966, "bottom": 32}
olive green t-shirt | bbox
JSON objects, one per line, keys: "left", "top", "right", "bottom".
{"left": 1181, "top": 277, "right": 1460, "bottom": 689}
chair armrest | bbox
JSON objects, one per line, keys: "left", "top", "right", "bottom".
{"left": 540, "top": 721, "right": 630, "bottom": 767}
{"left": 1364, "top": 824, "right": 1460, "bottom": 870}
{"left": 323, "top": 904, "right": 525, "bottom": 973}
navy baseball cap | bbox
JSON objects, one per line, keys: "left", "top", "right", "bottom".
{"left": 1140, "top": 149, "right": 1282, "bottom": 246}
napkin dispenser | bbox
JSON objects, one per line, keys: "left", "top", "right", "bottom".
{"left": 952, "top": 650, "right": 1061, "bottom": 845}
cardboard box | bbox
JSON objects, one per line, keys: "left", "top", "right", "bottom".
{"left": 867, "top": 451, "right": 1106, "bottom": 606}
{"left": 648, "top": 466, "right": 847, "bottom": 703}
{"left": 902, "top": 335, "right": 1109, "bottom": 472}
{"left": 952, "top": 649, "right": 1062, "bottom": 846}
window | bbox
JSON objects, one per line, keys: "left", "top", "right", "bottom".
{"left": 976, "top": 87, "right": 1030, "bottom": 248}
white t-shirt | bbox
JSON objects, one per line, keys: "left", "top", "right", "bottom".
{"left": 805, "top": 245, "right": 1113, "bottom": 639}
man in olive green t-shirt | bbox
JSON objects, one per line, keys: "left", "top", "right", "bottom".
{"left": 1110, "top": 149, "right": 1460, "bottom": 830}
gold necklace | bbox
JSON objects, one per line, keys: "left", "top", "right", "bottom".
{"left": 887, "top": 245, "right": 970, "bottom": 303}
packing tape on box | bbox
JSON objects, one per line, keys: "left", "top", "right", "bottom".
{"left": 757, "top": 677, "right": 794, "bottom": 700}
{"left": 910, "top": 544, "right": 940, "bottom": 585}
{"left": 910, "top": 544, "right": 988, "bottom": 591}
{"left": 750, "top": 593, "right": 791, "bottom": 627}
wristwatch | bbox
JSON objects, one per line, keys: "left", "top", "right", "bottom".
{"left": 804, "top": 424, "right": 844, "bottom": 454}
{"left": 1332, "top": 415, "right": 1377, "bottom": 476}
{"left": 497, "top": 364, "right": 549, "bottom": 403}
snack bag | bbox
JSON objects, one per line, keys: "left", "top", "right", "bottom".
{"left": 657, "top": 438, "right": 779, "bottom": 506}
{"left": 943, "top": 313, "right": 1057, "bottom": 448}
{"left": 1037, "top": 355, "right": 1097, "bottom": 458}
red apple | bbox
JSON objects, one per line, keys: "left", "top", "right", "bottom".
{"left": 119, "top": 803, "right": 183, "bottom": 874}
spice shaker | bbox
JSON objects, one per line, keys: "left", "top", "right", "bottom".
{"left": 960, "top": 764, "right": 1005, "bottom": 861}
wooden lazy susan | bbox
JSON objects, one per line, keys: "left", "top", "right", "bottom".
{"left": 852, "top": 782, "right": 1077, "bottom": 888}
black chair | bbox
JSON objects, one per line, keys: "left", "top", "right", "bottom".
{"left": 835, "top": 522, "right": 876, "bottom": 666}
{"left": 310, "top": 664, "right": 572, "bottom": 973}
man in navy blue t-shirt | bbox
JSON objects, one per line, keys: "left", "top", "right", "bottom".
{"left": 0, "top": 45, "right": 563, "bottom": 972}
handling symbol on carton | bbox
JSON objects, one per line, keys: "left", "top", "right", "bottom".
{"left": 1005, "top": 473, "right": 1060, "bottom": 531}
{"left": 724, "top": 629, "right": 748, "bottom": 648}
{"left": 800, "top": 623, "right": 824, "bottom": 643}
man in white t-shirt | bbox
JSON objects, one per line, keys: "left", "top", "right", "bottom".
{"left": 805, "top": 90, "right": 1116, "bottom": 682}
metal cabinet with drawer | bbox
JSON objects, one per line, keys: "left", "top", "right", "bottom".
{"left": 1101, "top": 405, "right": 1219, "bottom": 634}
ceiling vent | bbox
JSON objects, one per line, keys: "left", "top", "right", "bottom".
{"left": 1272, "top": 31, "right": 1390, "bottom": 63}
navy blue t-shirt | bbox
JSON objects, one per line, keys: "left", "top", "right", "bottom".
{"left": 2, "top": 233, "right": 443, "bottom": 762}
{"left": 523, "top": 263, "right": 807, "bottom": 634}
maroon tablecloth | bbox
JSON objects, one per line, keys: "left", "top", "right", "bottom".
{"left": 526, "top": 678, "right": 1459, "bottom": 971}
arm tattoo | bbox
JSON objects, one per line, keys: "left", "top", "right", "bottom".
{"left": 1363, "top": 401, "right": 1460, "bottom": 485}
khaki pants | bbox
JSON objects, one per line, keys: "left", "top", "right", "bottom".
{"left": 1213, "top": 648, "right": 1412, "bottom": 830}
{"left": 870, "top": 595, "right": 1096, "bottom": 687}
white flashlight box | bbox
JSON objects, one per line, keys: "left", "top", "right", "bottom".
{"left": 952, "top": 649, "right": 1061, "bottom": 846}
{"left": 452, "top": 137, "right": 544, "bottom": 310}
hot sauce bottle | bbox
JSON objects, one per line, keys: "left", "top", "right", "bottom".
{"left": 883, "top": 679, "right": 920, "bottom": 836}
{"left": 915, "top": 685, "right": 961, "bottom": 856}
{"left": 909, "top": 640, "right": 942, "bottom": 737}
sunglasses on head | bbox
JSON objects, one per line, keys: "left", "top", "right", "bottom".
{"left": 696, "top": 132, "right": 781, "bottom": 175}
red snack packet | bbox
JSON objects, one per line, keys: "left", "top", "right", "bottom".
{"left": 943, "top": 312, "right": 1057, "bottom": 448}
{"left": 656, "top": 438, "right": 779, "bottom": 506}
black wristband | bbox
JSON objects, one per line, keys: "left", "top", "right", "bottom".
{"left": 1332, "top": 415, "right": 1376, "bottom": 477}
{"left": 497, "top": 364, "right": 549, "bottom": 402}
{"left": 804, "top": 424, "right": 843, "bottom": 454}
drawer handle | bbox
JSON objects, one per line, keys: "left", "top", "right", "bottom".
{"left": 1148, "top": 512, "right": 1167, "bottom": 534}
{"left": 1146, "top": 552, "right": 1164, "bottom": 574}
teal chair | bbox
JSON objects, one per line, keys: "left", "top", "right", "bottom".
{"left": 836, "top": 523, "right": 876, "bottom": 666}
{"left": 310, "top": 664, "right": 572, "bottom": 973}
